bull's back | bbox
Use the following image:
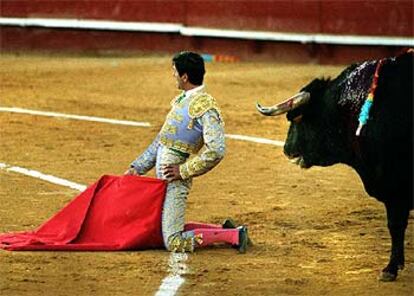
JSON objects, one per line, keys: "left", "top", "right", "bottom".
{"left": 362, "top": 52, "right": 413, "bottom": 206}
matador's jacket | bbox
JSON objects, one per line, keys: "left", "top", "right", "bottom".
{"left": 129, "top": 85, "right": 225, "bottom": 252}
{"left": 130, "top": 85, "right": 225, "bottom": 180}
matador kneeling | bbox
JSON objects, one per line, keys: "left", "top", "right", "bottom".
{"left": 126, "top": 51, "right": 250, "bottom": 253}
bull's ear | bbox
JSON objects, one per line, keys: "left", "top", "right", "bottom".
{"left": 287, "top": 108, "right": 304, "bottom": 122}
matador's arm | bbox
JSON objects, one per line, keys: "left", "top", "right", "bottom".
{"left": 129, "top": 134, "right": 160, "bottom": 175}
{"left": 179, "top": 109, "right": 226, "bottom": 179}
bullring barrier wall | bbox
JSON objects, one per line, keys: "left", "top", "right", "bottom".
{"left": 1, "top": 0, "right": 413, "bottom": 63}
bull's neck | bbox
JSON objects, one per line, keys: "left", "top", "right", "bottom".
{"left": 335, "top": 60, "right": 379, "bottom": 165}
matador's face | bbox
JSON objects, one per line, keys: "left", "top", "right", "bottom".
{"left": 172, "top": 65, "right": 187, "bottom": 91}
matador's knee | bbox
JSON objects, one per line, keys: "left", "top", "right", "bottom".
{"left": 166, "top": 232, "right": 203, "bottom": 253}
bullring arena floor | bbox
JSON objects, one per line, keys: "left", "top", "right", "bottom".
{"left": 0, "top": 53, "right": 413, "bottom": 296}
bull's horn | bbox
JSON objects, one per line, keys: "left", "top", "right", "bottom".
{"left": 256, "top": 91, "right": 311, "bottom": 116}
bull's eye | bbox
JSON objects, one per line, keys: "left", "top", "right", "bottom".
{"left": 293, "top": 115, "right": 303, "bottom": 123}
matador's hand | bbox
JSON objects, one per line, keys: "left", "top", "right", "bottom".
{"left": 125, "top": 167, "right": 138, "bottom": 175}
{"left": 162, "top": 165, "right": 183, "bottom": 182}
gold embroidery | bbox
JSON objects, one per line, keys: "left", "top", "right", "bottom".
{"left": 187, "top": 158, "right": 208, "bottom": 176}
{"left": 188, "top": 93, "right": 224, "bottom": 125}
{"left": 168, "top": 235, "right": 195, "bottom": 253}
{"left": 163, "top": 123, "right": 177, "bottom": 135}
{"left": 189, "top": 93, "right": 214, "bottom": 117}
{"left": 168, "top": 112, "right": 184, "bottom": 122}
{"left": 179, "top": 163, "right": 189, "bottom": 180}
{"left": 203, "top": 150, "right": 219, "bottom": 160}
{"left": 160, "top": 91, "right": 223, "bottom": 156}
{"left": 160, "top": 135, "right": 202, "bottom": 154}
{"left": 167, "top": 234, "right": 203, "bottom": 253}
{"left": 194, "top": 233, "right": 203, "bottom": 246}
{"left": 187, "top": 119, "right": 194, "bottom": 129}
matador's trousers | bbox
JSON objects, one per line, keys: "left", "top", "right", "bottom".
{"left": 155, "top": 146, "right": 195, "bottom": 250}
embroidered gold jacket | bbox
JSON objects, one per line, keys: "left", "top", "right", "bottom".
{"left": 130, "top": 87, "right": 226, "bottom": 179}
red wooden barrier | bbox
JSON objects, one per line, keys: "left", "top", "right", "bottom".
{"left": 2, "top": 0, "right": 412, "bottom": 36}
{"left": 0, "top": 0, "right": 186, "bottom": 23}
{"left": 1, "top": 0, "right": 412, "bottom": 63}
{"left": 320, "top": 0, "right": 413, "bottom": 36}
{"left": 185, "top": 0, "right": 320, "bottom": 33}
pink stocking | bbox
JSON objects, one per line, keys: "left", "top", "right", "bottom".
{"left": 184, "top": 221, "right": 222, "bottom": 231}
{"left": 192, "top": 228, "right": 239, "bottom": 247}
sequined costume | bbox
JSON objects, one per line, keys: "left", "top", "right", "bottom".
{"left": 130, "top": 85, "right": 226, "bottom": 251}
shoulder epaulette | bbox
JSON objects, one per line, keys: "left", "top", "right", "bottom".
{"left": 188, "top": 93, "right": 220, "bottom": 118}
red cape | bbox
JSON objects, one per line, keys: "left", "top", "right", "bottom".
{"left": 0, "top": 175, "right": 167, "bottom": 251}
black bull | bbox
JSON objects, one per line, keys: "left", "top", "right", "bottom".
{"left": 257, "top": 51, "right": 413, "bottom": 281}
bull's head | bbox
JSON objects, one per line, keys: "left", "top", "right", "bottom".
{"left": 257, "top": 78, "right": 346, "bottom": 169}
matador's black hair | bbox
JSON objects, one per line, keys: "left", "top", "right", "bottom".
{"left": 172, "top": 51, "right": 205, "bottom": 85}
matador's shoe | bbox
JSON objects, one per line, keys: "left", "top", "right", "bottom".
{"left": 222, "top": 218, "right": 237, "bottom": 229}
{"left": 223, "top": 218, "right": 253, "bottom": 246}
{"left": 237, "top": 226, "right": 249, "bottom": 254}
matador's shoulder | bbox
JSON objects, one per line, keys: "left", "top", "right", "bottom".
{"left": 188, "top": 92, "right": 221, "bottom": 118}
